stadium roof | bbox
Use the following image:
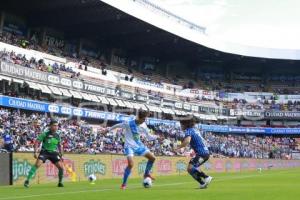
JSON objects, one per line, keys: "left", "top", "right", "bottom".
{"left": 0, "top": 0, "right": 236, "bottom": 61}
{"left": 103, "top": 0, "right": 300, "bottom": 60}
{"left": 1, "top": 0, "right": 300, "bottom": 72}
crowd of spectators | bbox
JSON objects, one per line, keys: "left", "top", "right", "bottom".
{"left": 2, "top": 31, "right": 300, "bottom": 108}
{"left": 2, "top": 47, "right": 300, "bottom": 113}
{"left": 1, "top": 26, "right": 300, "bottom": 162}
{"left": 2, "top": 30, "right": 300, "bottom": 96}
{"left": 0, "top": 50, "right": 77, "bottom": 76}
{"left": 0, "top": 109, "right": 298, "bottom": 159}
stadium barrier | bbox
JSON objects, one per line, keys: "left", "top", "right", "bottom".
{"left": 2, "top": 95, "right": 300, "bottom": 135}
{"left": 0, "top": 152, "right": 12, "bottom": 186}
{"left": 12, "top": 153, "right": 300, "bottom": 185}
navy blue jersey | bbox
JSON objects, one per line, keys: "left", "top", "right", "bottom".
{"left": 184, "top": 128, "right": 209, "bottom": 156}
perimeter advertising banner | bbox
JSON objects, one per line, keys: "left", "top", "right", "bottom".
{"left": 12, "top": 153, "right": 300, "bottom": 185}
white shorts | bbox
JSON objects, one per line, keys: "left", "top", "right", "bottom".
{"left": 124, "top": 145, "right": 149, "bottom": 157}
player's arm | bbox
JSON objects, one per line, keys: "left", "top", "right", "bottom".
{"left": 139, "top": 126, "right": 158, "bottom": 141}
{"left": 57, "top": 134, "right": 63, "bottom": 159}
{"left": 33, "top": 132, "right": 45, "bottom": 158}
{"left": 58, "top": 143, "right": 63, "bottom": 160}
{"left": 104, "top": 122, "right": 125, "bottom": 133}
{"left": 176, "top": 136, "right": 191, "bottom": 150}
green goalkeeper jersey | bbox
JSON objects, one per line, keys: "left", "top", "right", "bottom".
{"left": 37, "top": 129, "right": 61, "bottom": 152}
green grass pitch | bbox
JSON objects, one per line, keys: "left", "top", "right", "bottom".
{"left": 0, "top": 168, "right": 299, "bottom": 200}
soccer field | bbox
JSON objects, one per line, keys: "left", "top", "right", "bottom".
{"left": 0, "top": 168, "right": 299, "bottom": 200}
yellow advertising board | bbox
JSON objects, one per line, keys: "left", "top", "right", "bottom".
{"left": 12, "top": 153, "right": 300, "bottom": 185}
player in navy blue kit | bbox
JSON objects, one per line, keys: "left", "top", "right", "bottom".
{"left": 176, "top": 116, "right": 213, "bottom": 189}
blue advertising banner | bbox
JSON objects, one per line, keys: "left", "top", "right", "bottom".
{"left": 1, "top": 95, "right": 300, "bottom": 135}
{"left": 201, "top": 125, "right": 300, "bottom": 135}
{"left": 197, "top": 124, "right": 300, "bottom": 135}
{"left": 0, "top": 95, "right": 176, "bottom": 126}
{"left": 200, "top": 124, "right": 229, "bottom": 133}
{"left": 0, "top": 95, "right": 124, "bottom": 121}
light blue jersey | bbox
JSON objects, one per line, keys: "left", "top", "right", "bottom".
{"left": 109, "top": 120, "right": 157, "bottom": 157}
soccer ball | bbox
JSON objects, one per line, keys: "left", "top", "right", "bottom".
{"left": 143, "top": 177, "right": 152, "bottom": 188}
{"left": 88, "top": 174, "right": 97, "bottom": 183}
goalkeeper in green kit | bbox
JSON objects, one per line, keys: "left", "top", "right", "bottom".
{"left": 24, "top": 120, "right": 64, "bottom": 188}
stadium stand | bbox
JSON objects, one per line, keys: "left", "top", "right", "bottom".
{"left": 0, "top": 109, "right": 297, "bottom": 159}
{"left": 0, "top": 1, "right": 300, "bottom": 162}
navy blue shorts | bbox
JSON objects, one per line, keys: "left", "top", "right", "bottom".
{"left": 38, "top": 150, "right": 61, "bottom": 164}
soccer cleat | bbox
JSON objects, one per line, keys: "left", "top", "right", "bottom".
{"left": 57, "top": 182, "right": 64, "bottom": 187}
{"left": 144, "top": 174, "right": 156, "bottom": 181}
{"left": 204, "top": 176, "right": 213, "bottom": 185}
{"left": 120, "top": 184, "right": 127, "bottom": 190}
{"left": 199, "top": 176, "right": 213, "bottom": 189}
{"left": 24, "top": 180, "right": 29, "bottom": 188}
{"left": 199, "top": 183, "right": 208, "bottom": 189}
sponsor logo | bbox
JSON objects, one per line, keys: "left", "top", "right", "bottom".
{"left": 46, "top": 159, "right": 74, "bottom": 177}
{"left": 157, "top": 159, "right": 172, "bottom": 174}
{"left": 176, "top": 160, "right": 187, "bottom": 173}
{"left": 84, "top": 160, "right": 106, "bottom": 176}
{"left": 13, "top": 159, "right": 34, "bottom": 181}
{"left": 138, "top": 160, "right": 148, "bottom": 175}
{"left": 112, "top": 159, "right": 128, "bottom": 176}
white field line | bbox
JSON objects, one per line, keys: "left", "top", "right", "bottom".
{"left": 0, "top": 170, "right": 295, "bottom": 200}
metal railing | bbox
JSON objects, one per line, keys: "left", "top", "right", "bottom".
{"left": 134, "top": 0, "right": 206, "bottom": 34}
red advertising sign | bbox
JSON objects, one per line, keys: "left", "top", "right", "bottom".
{"left": 215, "top": 159, "right": 224, "bottom": 172}
{"left": 46, "top": 158, "right": 74, "bottom": 177}
{"left": 157, "top": 159, "right": 172, "bottom": 174}
{"left": 112, "top": 159, "right": 128, "bottom": 176}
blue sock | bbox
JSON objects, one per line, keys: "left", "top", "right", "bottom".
{"left": 190, "top": 167, "right": 198, "bottom": 174}
{"left": 122, "top": 167, "right": 131, "bottom": 185}
{"left": 144, "top": 160, "right": 154, "bottom": 176}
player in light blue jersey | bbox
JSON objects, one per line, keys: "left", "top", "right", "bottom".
{"left": 105, "top": 110, "right": 157, "bottom": 189}
{"left": 176, "top": 115, "right": 213, "bottom": 189}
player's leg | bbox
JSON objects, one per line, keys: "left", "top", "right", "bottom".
{"left": 121, "top": 156, "right": 134, "bottom": 189}
{"left": 121, "top": 147, "right": 134, "bottom": 189}
{"left": 187, "top": 158, "right": 206, "bottom": 186}
{"left": 24, "top": 158, "right": 43, "bottom": 187}
{"left": 187, "top": 154, "right": 212, "bottom": 189}
{"left": 197, "top": 154, "right": 210, "bottom": 179}
{"left": 54, "top": 160, "right": 64, "bottom": 187}
{"left": 49, "top": 152, "right": 64, "bottom": 187}
{"left": 198, "top": 154, "right": 213, "bottom": 186}
{"left": 143, "top": 151, "right": 156, "bottom": 180}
